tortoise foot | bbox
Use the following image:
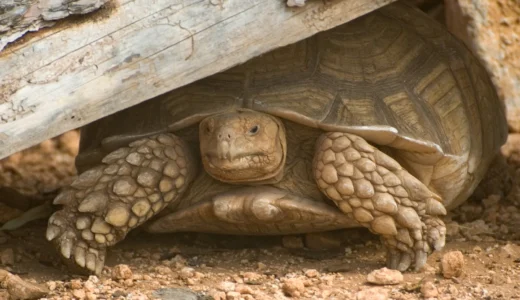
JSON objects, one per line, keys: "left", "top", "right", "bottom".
{"left": 47, "top": 209, "right": 107, "bottom": 274}
{"left": 313, "top": 132, "right": 447, "bottom": 271}
{"left": 46, "top": 133, "right": 194, "bottom": 274}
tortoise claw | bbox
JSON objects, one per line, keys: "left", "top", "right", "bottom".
{"left": 414, "top": 250, "right": 428, "bottom": 271}
{"left": 397, "top": 253, "right": 412, "bottom": 272}
{"left": 387, "top": 249, "right": 400, "bottom": 270}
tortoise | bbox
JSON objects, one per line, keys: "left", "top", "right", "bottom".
{"left": 45, "top": 1, "right": 507, "bottom": 275}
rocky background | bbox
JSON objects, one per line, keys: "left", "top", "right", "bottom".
{"left": 0, "top": 1, "right": 519, "bottom": 299}
{"left": 414, "top": 0, "right": 520, "bottom": 132}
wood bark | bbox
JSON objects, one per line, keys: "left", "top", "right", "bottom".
{"left": 0, "top": 0, "right": 108, "bottom": 51}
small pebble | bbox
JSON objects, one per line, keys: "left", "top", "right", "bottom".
{"left": 72, "top": 289, "right": 86, "bottom": 299}
{"left": 70, "top": 279, "right": 82, "bottom": 289}
{"left": 304, "top": 269, "right": 319, "bottom": 278}
{"left": 218, "top": 281, "right": 236, "bottom": 292}
{"left": 112, "top": 264, "right": 133, "bottom": 280}
{"left": 154, "top": 265, "right": 173, "bottom": 275}
{"left": 180, "top": 267, "right": 195, "bottom": 279}
{"left": 235, "top": 284, "right": 253, "bottom": 294}
{"left": 242, "top": 272, "right": 262, "bottom": 283}
{"left": 355, "top": 287, "right": 389, "bottom": 300}
{"left": 366, "top": 268, "right": 403, "bottom": 285}
{"left": 421, "top": 281, "right": 438, "bottom": 298}
{"left": 226, "top": 291, "right": 241, "bottom": 300}
{"left": 282, "top": 278, "right": 305, "bottom": 297}
{"left": 210, "top": 290, "right": 226, "bottom": 300}
{"left": 441, "top": 251, "right": 465, "bottom": 278}
{"left": 46, "top": 281, "right": 57, "bottom": 291}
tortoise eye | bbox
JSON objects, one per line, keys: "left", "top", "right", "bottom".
{"left": 248, "top": 125, "right": 260, "bottom": 135}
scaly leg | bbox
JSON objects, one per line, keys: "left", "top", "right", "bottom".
{"left": 46, "top": 133, "right": 195, "bottom": 274}
{"left": 313, "top": 132, "right": 446, "bottom": 271}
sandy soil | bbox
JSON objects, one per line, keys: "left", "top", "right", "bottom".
{"left": 0, "top": 130, "right": 519, "bottom": 300}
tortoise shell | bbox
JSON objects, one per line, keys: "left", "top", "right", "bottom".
{"left": 77, "top": 2, "right": 507, "bottom": 209}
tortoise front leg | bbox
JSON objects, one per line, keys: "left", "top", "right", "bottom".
{"left": 46, "top": 133, "right": 196, "bottom": 274}
{"left": 313, "top": 132, "right": 447, "bottom": 271}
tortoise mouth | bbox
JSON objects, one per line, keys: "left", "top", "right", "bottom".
{"left": 204, "top": 153, "right": 269, "bottom": 170}
{"left": 202, "top": 151, "right": 284, "bottom": 183}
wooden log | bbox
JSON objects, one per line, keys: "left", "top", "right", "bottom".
{"left": 0, "top": 0, "right": 395, "bottom": 160}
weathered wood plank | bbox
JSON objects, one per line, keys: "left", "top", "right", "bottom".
{"left": 0, "top": 0, "right": 396, "bottom": 160}
{"left": 0, "top": 0, "right": 108, "bottom": 51}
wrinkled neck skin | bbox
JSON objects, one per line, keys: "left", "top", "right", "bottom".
{"left": 199, "top": 109, "right": 287, "bottom": 185}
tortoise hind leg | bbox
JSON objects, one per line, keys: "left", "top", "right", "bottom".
{"left": 313, "top": 132, "right": 447, "bottom": 271}
{"left": 46, "top": 133, "right": 195, "bottom": 274}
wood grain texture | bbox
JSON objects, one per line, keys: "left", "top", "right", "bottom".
{"left": 0, "top": 0, "right": 396, "bottom": 160}
{"left": 0, "top": 0, "right": 108, "bottom": 51}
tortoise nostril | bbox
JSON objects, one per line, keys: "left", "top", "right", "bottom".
{"left": 227, "top": 134, "right": 231, "bottom": 139}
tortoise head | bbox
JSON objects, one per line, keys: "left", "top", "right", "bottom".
{"left": 199, "top": 109, "right": 287, "bottom": 184}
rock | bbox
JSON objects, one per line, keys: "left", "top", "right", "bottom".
{"left": 421, "top": 281, "right": 438, "bottom": 298}
{"left": 46, "top": 281, "right": 57, "bottom": 291}
{"left": 126, "top": 292, "right": 149, "bottom": 300}
{"left": 441, "top": 251, "right": 465, "bottom": 278}
{"left": 4, "top": 272, "right": 49, "bottom": 300}
{"left": 366, "top": 268, "right": 403, "bottom": 285}
{"left": 154, "top": 265, "right": 173, "bottom": 275}
{"left": 152, "top": 288, "right": 199, "bottom": 300}
{"left": 282, "top": 236, "right": 304, "bottom": 249}
{"left": 501, "top": 243, "right": 520, "bottom": 258}
{"left": 84, "top": 280, "right": 96, "bottom": 293}
{"left": 70, "top": 279, "right": 82, "bottom": 290}
{"left": 304, "top": 232, "right": 342, "bottom": 249}
{"left": 217, "top": 281, "right": 236, "bottom": 292}
{"left": 304, "top": 269, "right": 319, "bottom": 278}
{"left": 1, "top": 248, "right": 15, "bottom": 265}
{"left": 209, "top": 290, "right": 227, "bottom": 300}
{"left": 111, "top": 264, "right": 133, "bottom": 280}
{"left": 72, "top": 289, "right": 86, "bottom": 299}
{"left": 180, "top": 267, "right": 195, "bottom": 279}
{"left": 242, "top": 272, "right": 262, "bottom": 283}
{"left": 226, "top": 291, "right": 241, "bottom": 300}
{"left": 235, "top": 284, "right": 253, "bottom": 295}
{"left": 445, "top": 0, "right": 520, "bottom": 132}
{"left": 356, "top": 287, "right": 389, "bottom": 300}
{"left": 282, "top": 278, "right": 305, "bottom": 297}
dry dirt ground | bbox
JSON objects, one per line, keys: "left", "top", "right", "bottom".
{"left": 0, "top": 132, "right": 519, "bottom": 300}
